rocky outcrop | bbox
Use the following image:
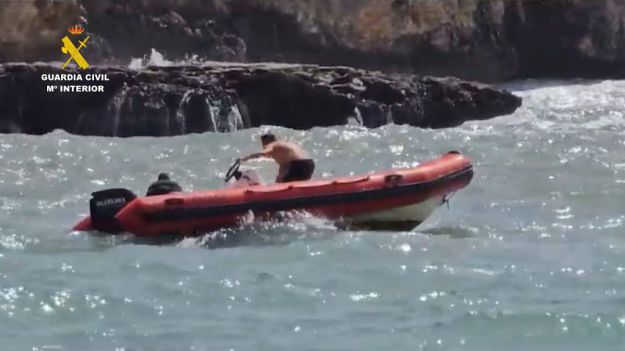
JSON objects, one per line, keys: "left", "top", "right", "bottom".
{"left": 80, "top": 1, "right": 246, "bottom": 64}
{"left": 0, "top": 0, "right": 245, "bottom": 64}
{"left": 0, "top": 1, "right": 84, "bottom": 63}
{"left": 223, "top": 0, "right": 518, "bottom": 81}
{"left": 219, "top": 0, "right": 625, "bottom": 80}
{"left": 504, "top": 0, "right": 625, "bottom": 78}
{"left": 0, "top": 63, "right": 247, "bottom": 136}
{"left": 2, "top": 0, "right": 625, "bottom": 81}
{"left": 0, "top": 62, "right": 521, "bottom": 136}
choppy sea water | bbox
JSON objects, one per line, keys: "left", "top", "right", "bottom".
{"left": 1, "top": 79, "right": 624, "bottom": 350}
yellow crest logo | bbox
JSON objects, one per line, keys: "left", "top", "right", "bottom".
{"left": 61, "top": 25, "right": 90, "bottom": 70}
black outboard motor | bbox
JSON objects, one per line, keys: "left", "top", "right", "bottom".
{"left": 89, "top": 188, "right": 137, "bottom": 233}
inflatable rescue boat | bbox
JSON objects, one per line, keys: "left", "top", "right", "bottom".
{"left": 73, "top": 151, "right": 474, "bottom": 237}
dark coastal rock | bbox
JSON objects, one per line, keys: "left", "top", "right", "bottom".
{"left": 505, "top": 0, "right": 625, "bottom": 78}
{"left": 0, "top": 1, "right": 84, "bottom": 63}
{"left": 0, "top": 1, "right": 245, "bottom": 64}
{"left": 2, "top": 0, "right": 625, "bottom": 81}
{"left": 223, "top": 0, "right": 625, "bottom": 81}
{"left": 0, "top": 62, "right": 521, "bottom": 136}
{"left": 80, "top": 1, "right": 246, "bottom": 64}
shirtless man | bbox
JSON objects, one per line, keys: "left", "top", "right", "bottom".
{"left": 240, "top": 133, "right": 315, "bottom": 183}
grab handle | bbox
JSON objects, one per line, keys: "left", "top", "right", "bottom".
{"left": 245, "top": 185, "right": 293, "bottom": 194}
{"left": 331, "top": 176, "right": 370, "bottom": 185}
{"left": 384, "top": 174, "right": 403, "bottom": 187}
{"left": 164, "top": 198, "right": 184, "bottom": 206}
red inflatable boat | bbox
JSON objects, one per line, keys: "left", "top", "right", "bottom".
{"left": 73, "top": 151, "right": 473, "bottom": 237}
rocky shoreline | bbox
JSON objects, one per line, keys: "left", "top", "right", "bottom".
{"left": 0, "top": 62, "right": 521, "bottom": 136}
{"left": 2, "top": 0, "right": 625, "bottom": 82}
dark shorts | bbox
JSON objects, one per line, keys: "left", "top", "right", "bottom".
{"left": 279, "top": 159, "right": 315, "bottom": 183}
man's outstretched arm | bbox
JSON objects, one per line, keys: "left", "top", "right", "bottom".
{"left": 241, "top": 145, "right": 274, "bottom": 162}
{"left": 240, "top": 152, "right": 266, "bottom": 162}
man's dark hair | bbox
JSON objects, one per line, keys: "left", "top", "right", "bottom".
{"left": 158, "top": 172, "right": 170, "bottom": 181}
{"left": 260, "top": 133, "right": 277, "bottom": 145}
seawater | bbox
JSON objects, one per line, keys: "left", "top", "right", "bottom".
{"left": 1, "top": 80, "right": 624, "bottom": 350}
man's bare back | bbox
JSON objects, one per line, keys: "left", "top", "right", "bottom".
{"left": 262, "top": 140, "right": 309, "bottom": 165}
{"left": 240, "top": 133, "right": 315, "bottom": 183}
